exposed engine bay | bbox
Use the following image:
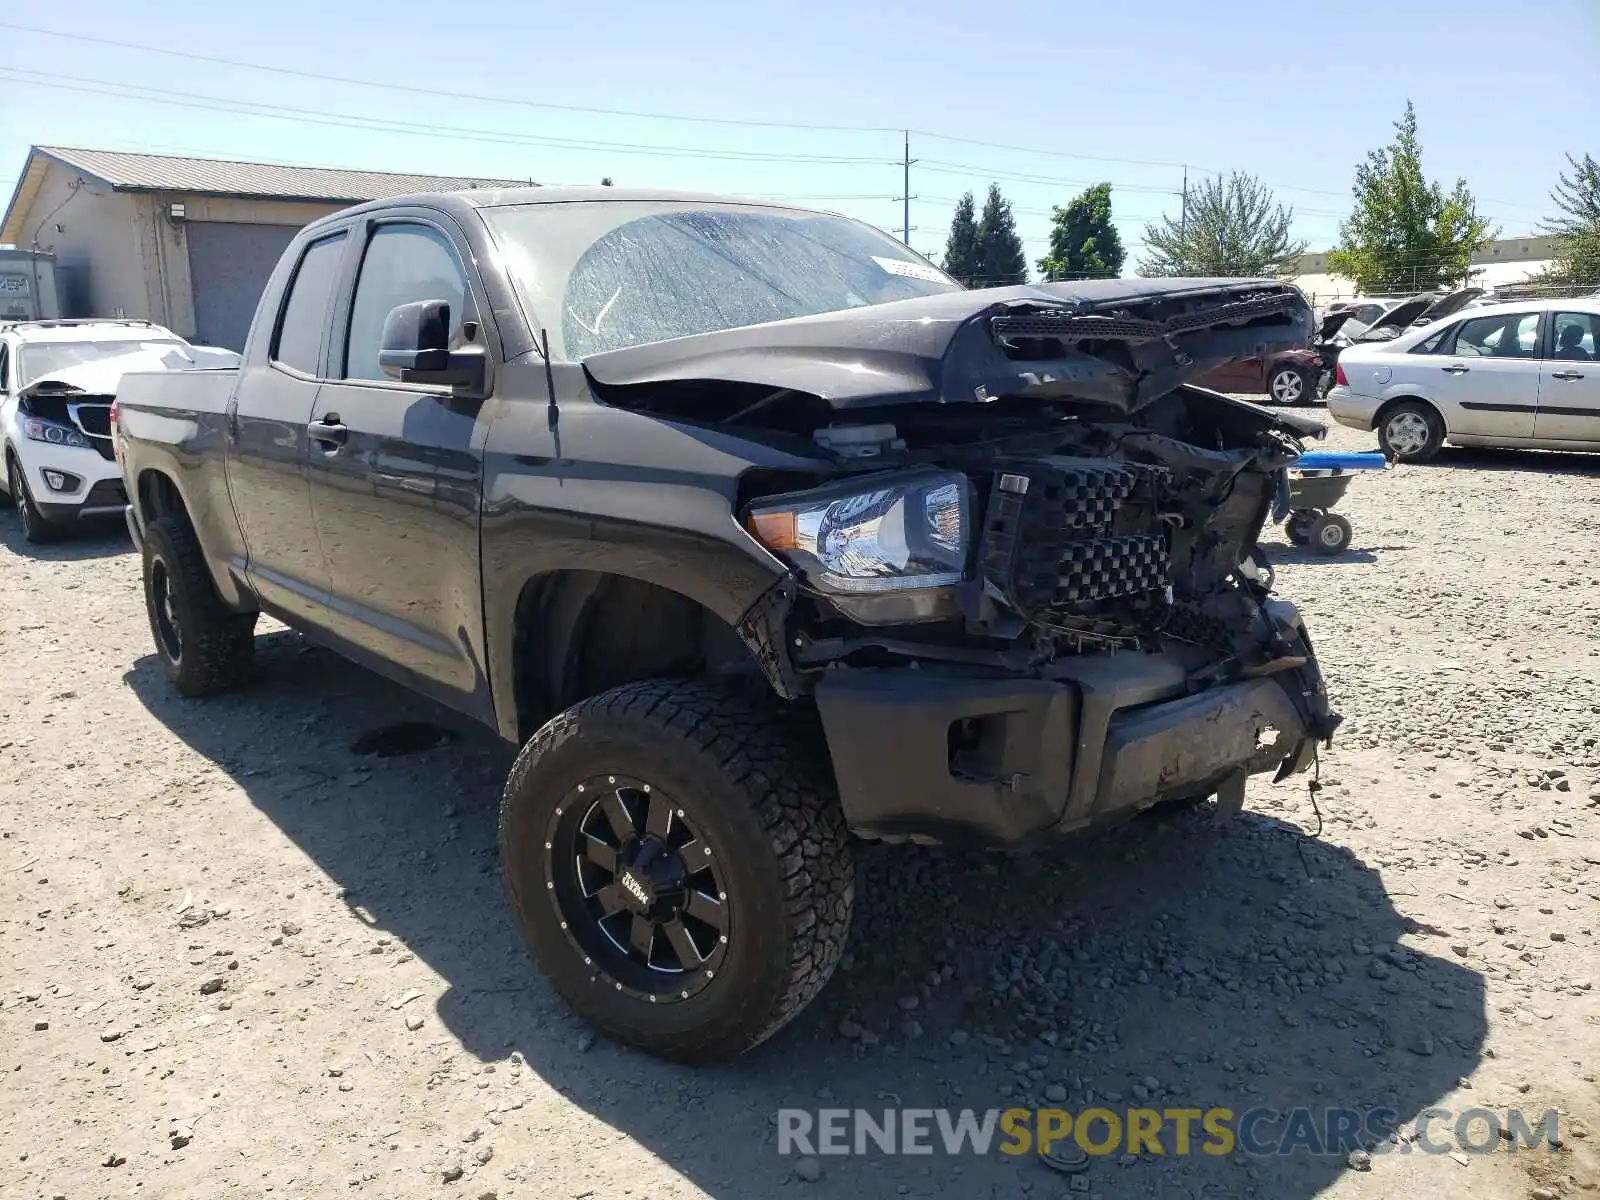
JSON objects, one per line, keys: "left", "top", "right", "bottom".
{"left": 589, "top": 276, "right": 1343, "bottom": 751}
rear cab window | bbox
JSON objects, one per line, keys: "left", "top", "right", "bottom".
{"left": 272, "top": 233, "right": 348, "bottom": 376}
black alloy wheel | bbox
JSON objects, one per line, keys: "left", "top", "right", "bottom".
{"left": 546, "top": 773, "right": 730, "bottom": 1002}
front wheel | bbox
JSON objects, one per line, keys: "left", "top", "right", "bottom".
{"left": 499, "top": 679, "right": 854, "bottom": 1063}
{"left": 142, "top": 515, "right": 257, "bottom": 696}
{"left": 8, "top": 454, "right": 63, "bottom": 544}
{"left": 1268, "top": 364, "right": 1312, "bottom": 406}
{"left": 1377, "top": 401, "right": 1445, "bottom": 463}
{"left": 1309, "top": 513, "right": 1353, "bottom": 555}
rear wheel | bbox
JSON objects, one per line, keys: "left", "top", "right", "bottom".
{"left": 8, "top": 454, "right": 63, "bottom": 544}
{"left": 1268, "top": 364, "right": 1312, "bottom": 405}
{"left": 1377, "top": 401, "right": 1445, "bottom": 463}
{"left": 1285, "top": 512, "right": 1314, "bottom": 546}
{"left": 142, "top": 515, "right": 257, "bottom": 696}
{"left": 499, "top": 679, "right": 854, "bottom": 1063}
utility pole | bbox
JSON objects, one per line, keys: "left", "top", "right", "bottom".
{"left": 1181, "top": 164, "right": 1188, "bottom": 236}
{"left": 897, "top": 131, "right": 918, "bottom": 246}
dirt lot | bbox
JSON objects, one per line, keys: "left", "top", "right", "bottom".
{"left": 3, "top": 415, "right": 1599, "bottom": 1200}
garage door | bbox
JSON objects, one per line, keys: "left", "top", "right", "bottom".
{"left": 186, "top": 222, "right": 302, "bottom": 351}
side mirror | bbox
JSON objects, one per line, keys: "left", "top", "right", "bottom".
{"left": 376, "top": 299, "right": 486, "bottom": 392}
{"left": 378, "top": 299, "right": 451, "bottom": 378}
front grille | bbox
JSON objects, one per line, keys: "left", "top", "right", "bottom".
{"left": 87, "top": 435, "right": 116, "bottom": 462}
{"left": 980, "top": 456, "right": 1172, "bottom": 634}
{"left": 70, "top": 403, "right": 112, "bottom": 438}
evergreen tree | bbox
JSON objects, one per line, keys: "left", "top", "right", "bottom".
{"left": 942, "top": 192, "right": 981, "bottom": 285}
{"left": 1037, "top": 183, "right": 1125, "bottom": 281}
{"left": 1139, "top": 172, "right": 1305, "bottom": 277}
{"left": 1326, "top": 102, "right": 1493, "bottom": 293}
{"left": 974, "top": 184, "right": 1027, "bottom": 287}
{"left": 1536, "top": 152, "right": 1600, "bottom": 291}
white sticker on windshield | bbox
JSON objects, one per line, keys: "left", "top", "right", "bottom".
{"left": 872, "top": 256, "right": 948, "bottom": 284}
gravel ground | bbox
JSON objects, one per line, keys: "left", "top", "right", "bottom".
{"left": 2, "top": 411, "right": 1598, "bottom": 1200}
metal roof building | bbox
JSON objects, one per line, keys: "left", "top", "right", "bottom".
{"left": 1, "top": 146, "right": 528, "bottom": 350}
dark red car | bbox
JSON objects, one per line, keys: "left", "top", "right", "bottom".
{"left": 1194, "top": 347, "right": 1323, "bottom": 405}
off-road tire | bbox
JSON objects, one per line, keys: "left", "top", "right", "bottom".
{"left": 142, "top": 515, "right": 257, "bottom": 697}
{"left": 8, "top": 454, "right": 63, "bottom": 544}
{"left": 499, "top": 678, "right": 854, "bottom": 1063}
{"left": 1377, "top": 400, "right": 1445, "bottom": 463}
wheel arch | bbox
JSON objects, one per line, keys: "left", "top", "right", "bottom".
{"left": 1374, "top": 394, "right": 1448, "bottom": 435}
{"left": 507, "top": 569, "right": 783, "bottom": 743}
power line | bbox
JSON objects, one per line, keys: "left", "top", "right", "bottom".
{"left": 0, "top": 20, "right": 903, "bottom": 136}
{"left": 0, "top": 69, "right": 897, "bottom": 166}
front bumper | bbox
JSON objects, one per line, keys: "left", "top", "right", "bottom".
{"left": 1324, "top": 386, "right": 1381, "bottom": 431}
{"left": 7, "top": 438, "right": 126, "bottom": 520}
{"left": 814, "top": 647, "right": 1329, "bottom": 846}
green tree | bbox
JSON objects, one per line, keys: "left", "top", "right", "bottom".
{"left": 942, "top": 191, "right": 982, "bottom": 284}
{"left": 600, "top": 176, "right": 614, "bottom": 187}
{"left": 974, "top": 184, "right": 1027, "bottom": 286}
{"left": 1138, "top": 172, "right": 1305, "bottom": 277}
{"left": 1326, "top": 102, "right": 1494, "bottom": 293}
{"left": 1535, "top": 152, "right": 1600, "bottom": 291}
{"left": 1037, "top": 183, "right": 1126, "bottom": 280}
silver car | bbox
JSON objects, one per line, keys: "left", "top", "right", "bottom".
{"left": 1325, "top": 297, "right": 1600, "bottom": 462}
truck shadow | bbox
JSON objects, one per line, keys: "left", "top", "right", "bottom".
{"left": 125, "top": 632, "right": 1488, "bottom": 1200}
{"left": 0, "top": 513, "right": 132, "bottom": 561}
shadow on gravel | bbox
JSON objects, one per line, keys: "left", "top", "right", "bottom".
{"left": 126, "top": 635, "right": 1488, "bottom": 1200}
{"left": 1426, "top": 445, "right": 1600, "bottom": 477}
{"left": 0, "top": 512, "right": 131, "bottom": 561}
{"left": 1261, "top": 541, "right": 1380, "bottom": 566}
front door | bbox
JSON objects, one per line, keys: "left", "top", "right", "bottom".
{"left": 226, "top": 230, "right": 348, "bottom": 622}
{"left": 302, "top": 216, "right": 491, "bottom": 719}
{"left": 1533, "top": 311, "right": 1600, "bottom": 442}
{"left": 1433, "top": 309, "right": 1544, "bottom": 438}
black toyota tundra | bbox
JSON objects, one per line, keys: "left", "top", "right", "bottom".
{"left": 112, "top": 187, "right": 1339, "bottom": 1062}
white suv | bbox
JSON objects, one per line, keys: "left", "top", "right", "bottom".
{"left": 0, "top": 320, "right": 237, "bottom": 542}
{"left": 1326, "top": 298, "right": 1600, "bottom": 462}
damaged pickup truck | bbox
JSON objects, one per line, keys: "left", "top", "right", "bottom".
{"left": 111, "top": 189, "right": 1339, "bottom": 1062}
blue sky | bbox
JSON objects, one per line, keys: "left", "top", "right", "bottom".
{"left": 1, "top": 0, "right": 1593, "bottom": 270}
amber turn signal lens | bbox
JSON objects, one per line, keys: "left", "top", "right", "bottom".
{"left": 746, "top": 510, "right": 798, "bottom": 551}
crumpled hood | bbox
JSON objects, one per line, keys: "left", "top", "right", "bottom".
{"left": 583, "top": 278, "right": 1313, "bottom": 415}
{"left": 19, "top": 345, "right": 241, "bottom": 399}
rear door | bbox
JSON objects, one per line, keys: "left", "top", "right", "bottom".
{"left": 226, "top": 230, "right": 347, "bottom": 621}
{"left": 1533, "top": 311, "right": 1600, "bottom": 442}
{"left": 301, "top": 213, "right": 492, "bottom": 719}
{"left": 1428, "top": 309, "right": 1544, "bottom": 437}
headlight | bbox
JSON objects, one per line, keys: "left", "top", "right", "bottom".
{"left": 22, "top": 417, "right": 88, "bottom": 449}
{"left": 746, "top": 470, "right": 972, "bottom": 594}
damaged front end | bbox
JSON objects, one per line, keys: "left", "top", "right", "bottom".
{"left": 612, "top": 278, "right": 1341, "bottom": 844}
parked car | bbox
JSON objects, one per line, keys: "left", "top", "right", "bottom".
{"left": 1193, "top": 345, "right": 1324, "bottom": 404}
{"left": 114, "top": 188, "right": 1338, "bottom": 1062}
{"left": 0, "top": 319, "right": 239, "bottom": 542}
{"left": 1326, "top": 297, "right": 1599, "bottom": 461}
{"left": 1313, "top": 289, "right": 1484, "bottom": 399}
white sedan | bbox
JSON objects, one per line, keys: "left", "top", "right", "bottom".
{"left": 1326, "top": 297, "right": 1600, "bottom": 462}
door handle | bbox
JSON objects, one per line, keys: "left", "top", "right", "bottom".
{"left": 307, "top": 417, "right": 348, "bottom": 447}
{"left": 1550, "top": 370, "right": 1585, "bottom": 381}
{"left": 1441, "top": 364, "right": 1470, "bottom": 375}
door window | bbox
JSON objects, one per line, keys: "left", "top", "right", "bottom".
{"left": 1551, "top": 312, "right": 1597, "bottom": 362}
{"left": 344, "top": 223, "right": 471, "bottom": 382}
{"left": 272, "top": 233, "right": 348, "bottom": 375}
{"left": 0, "top": 343, "right": 9, "bottom": 392}
{"left": 1450, "top": 312, "right": 1541, "bottom": 359}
